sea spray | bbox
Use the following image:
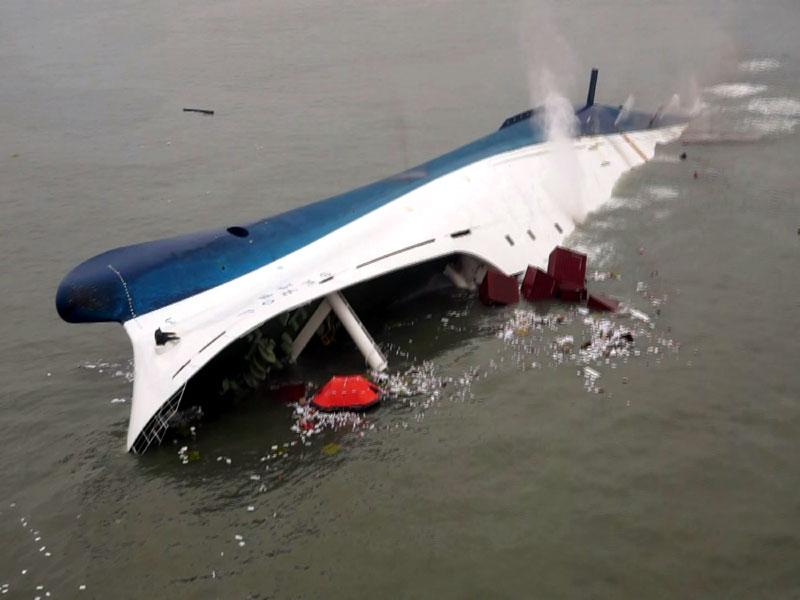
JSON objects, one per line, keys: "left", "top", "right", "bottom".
{"left": 529, "top": 70, "right": 588, "bottom": 225}
{"left": 664, "top": 93, "right": 682, "bottom": 116}
{"left": 614, "top": 94, "right": 635, "bottom": 128}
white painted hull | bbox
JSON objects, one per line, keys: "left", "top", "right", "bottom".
{"left": 123, "top": 124, "right": 686, "bottom": 451}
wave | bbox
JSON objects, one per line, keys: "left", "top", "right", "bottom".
{"left": 706, "top": 83, "right": 767, "bottom": 98}
{"left": 738, "top": 58, "right": 780, "bottom": 73}
{"left": 746, "top": 97, "right": 800, "bottom": 117}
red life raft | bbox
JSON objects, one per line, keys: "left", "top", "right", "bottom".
{"left": 311, "top": 376, "right": 382, "bottom": 412}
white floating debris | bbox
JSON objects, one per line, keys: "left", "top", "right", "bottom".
{"left": 584, "top": 367, "right": 601, "bottom": 379}
{"left": 554, "top": 335, "right": 574, "bottom": 353}
{"left": 110, "top": 398, "right": 127, "bottom": 404}
{"left": 234, "top": 534, "right": 243, "bottom": 541}
{"left": 247, "top": 506, "right": 254, "bottom": 512}
{"left": 79, "top": 585, "right": 86, "bottom": 591}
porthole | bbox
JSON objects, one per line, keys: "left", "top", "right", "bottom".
{"left": 226, "top": 226, "right": 249, "bottom": 238}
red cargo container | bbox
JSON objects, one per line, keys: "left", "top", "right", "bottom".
{"left": 557, "top": 282, "right": 588, "bottom": 302}
{"left": 521, "top": 266, "right": 558, "bottom": 301}
{"left": 587, "top": 294, "right": 619, "bottom": 312}
{"left": 548, "top": 246, "right": 587, "bottom": 286}
{"left": 479, "top": 270, "right": 520, "bottom": 306}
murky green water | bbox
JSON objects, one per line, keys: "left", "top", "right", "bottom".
{"left": 1, "top": 1, "right": 799, "bottom": 597}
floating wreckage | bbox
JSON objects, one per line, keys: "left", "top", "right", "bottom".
{"left": 55, "top": 70, "right": 688, "bottom": 452}
{"left": 480, "top": 246, "right": 620, "bottom": 310}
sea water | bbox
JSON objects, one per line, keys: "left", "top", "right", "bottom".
{"left": 1, "top": 0, "right": 798, "bottom": 597}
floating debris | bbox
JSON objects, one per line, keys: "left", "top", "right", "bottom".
{"left": 479, "top": 269, "right": 520, "bottom": 305}
{"left": 321, "top": 443, "right": 341, "bottom": 456}
{"left": 627, "top": 308, "right": 651, "bottom": 323}
{"left": 584, "top": 366, "right": 601, "bottom": 379}
{"left": 183, "top": 107, "right": 214, "bottom": 116}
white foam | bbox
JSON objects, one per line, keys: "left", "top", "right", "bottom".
{"left": 746, "top": 97, "right": 800, "bottom": 117}
{"left": 738, "top": 58, "right": 780, "bottom": 73}
{"left": 588, "top": 218, "right": 619, "bottom": 231}
{"left": 741, "top": 98, "right": 800, "bottom": 135}
{"left": 707, "top": 83, "right": 766, "bottom": 98}
{"left": 651, "top": 155, "right": 680, "bottom": 164}
{"left": 603, "top": 195, "right": 640, "bottom": 210}
{"left": 644, "top": 185, "right": 679, "bottom": 201}
{"left": 652, "top": 208, "right": 672, "bottom": 222}
{"left": 741, "top": 116, "right": 798, "bottom": 135}
{"left": 571, "top": 240, "right": 616, "bottom": 268}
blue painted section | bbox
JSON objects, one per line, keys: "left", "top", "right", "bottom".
{"left": 56, "top": 104, "right": 687, "bottom": 324}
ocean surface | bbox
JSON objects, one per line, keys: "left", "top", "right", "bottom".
{"left": 1, "top": 0, "right": 799, "bottom": 597}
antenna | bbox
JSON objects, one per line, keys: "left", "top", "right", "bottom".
{"left": 585, "top": 68, "right": 599, "bottom": 107}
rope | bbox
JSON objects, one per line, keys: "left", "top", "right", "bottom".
{"left": 107, "top": 264, "right": 137, "bottom": 320}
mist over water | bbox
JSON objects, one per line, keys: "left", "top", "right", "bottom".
{"left": 1, "top": 0, "right": 799, "bottom": 597}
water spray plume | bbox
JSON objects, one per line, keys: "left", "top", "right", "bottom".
{"left": 529, "top": 79, "right": 588, "bottom": 225}
{"left": 615, "top": 94, "right": 635, "bottom": 128}
{"left": 665, "top": 93, "right": 681, "bottom": 115}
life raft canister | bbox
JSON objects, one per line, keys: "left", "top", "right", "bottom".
{"left": 311, "top": 375, "right": 381, "bottom": 412}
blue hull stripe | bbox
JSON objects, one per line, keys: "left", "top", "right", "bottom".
{"left": 56, "top": 105, "right": 686, "bottom": 323}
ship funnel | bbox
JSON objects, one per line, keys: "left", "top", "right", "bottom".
{"left": 585, "top": 68, "right": 599, "bottom": 107}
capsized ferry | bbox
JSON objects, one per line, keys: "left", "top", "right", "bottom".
{"left": 56, "top": 70, "right": 688, "bottom": 452}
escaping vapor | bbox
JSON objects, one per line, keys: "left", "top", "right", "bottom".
{"left": 615, "top": 94, "right": 635, "bottom": 127}
{"left": 664, "top": 93, "right": 681, "bottom": 115}
{"left": 530, "top": 69, "right": 588, "bottom": 224}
